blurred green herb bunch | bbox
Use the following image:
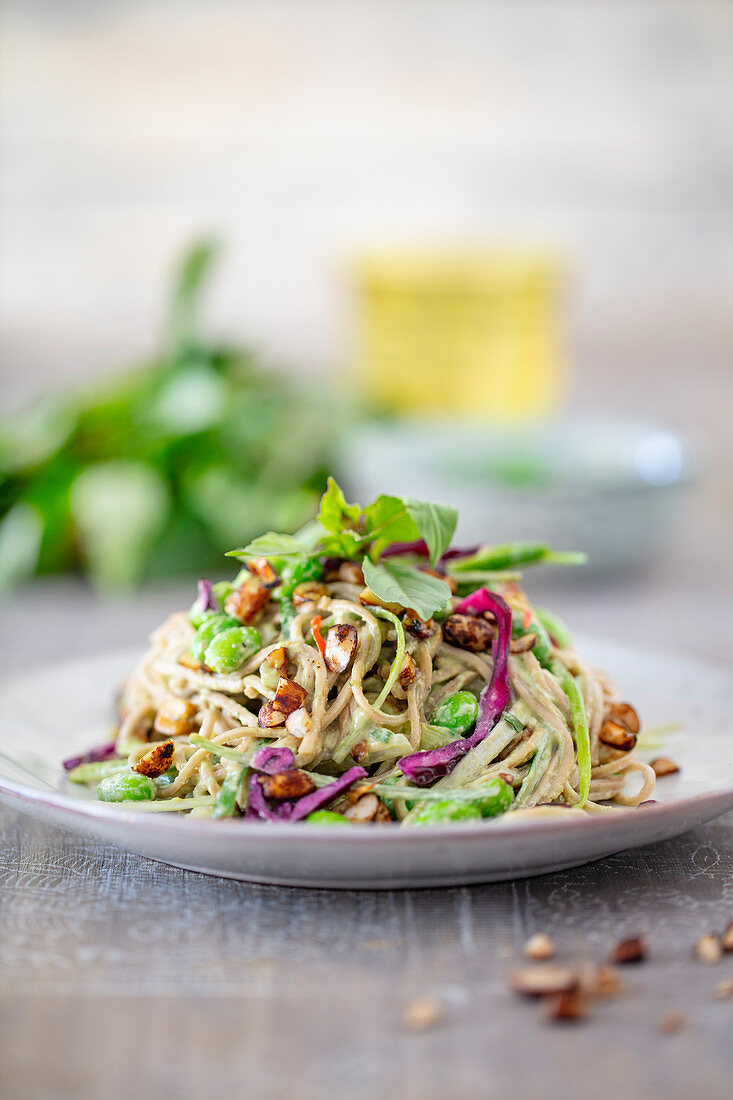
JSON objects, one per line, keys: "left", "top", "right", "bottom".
{"left": 0, "top": 241, "right": 333, "bottom": 590}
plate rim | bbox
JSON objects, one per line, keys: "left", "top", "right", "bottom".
{"left": 1, "top": 640, "right": 732, "bottom": 852}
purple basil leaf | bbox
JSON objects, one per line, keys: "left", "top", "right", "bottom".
{"left": 398, "top": 589, "right": 512, "bottom": 785}
{"left": 382, "top": 540, "right": 478, "bottom": 563}
{"left": 62, "top": 740, "right": 118, "bottom": 772}
{"left": 251, "top": 746, "right": 296, "bottom": 775}
{"left": 247, "top": 775, "right": 294, "bottom": 821}
{"left": 192, "top": 578, "right": 217, "bottom": 617}
{"left": 290, "top": 766, "right": 367, "bottom": 821}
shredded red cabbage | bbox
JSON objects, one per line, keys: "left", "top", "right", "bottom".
{"left": 192, "top": 578, "right": 217, "bottom": 618}
{"left": 382, "top": 540, "right": 479, "bottom": 563}
{"left": 289, "top": 766, "right": 367, "bottom": 821}
{"left": 251, "top": 746, "right": 296, "bottom": 774}
{"left": 62, "top": 740, "right": 118, "bottom": 772}
{"left": 398, "top": 589, "right": 512, "bottom": 786}
{"left": 246, "top": 764, "right": 367, "bottom": 822}
{"left": 248, "top": 775, "right": 294, "bottom": 821}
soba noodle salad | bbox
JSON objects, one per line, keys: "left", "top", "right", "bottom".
{"left": 64, "top": 479, "right": 655, "bottom": 825}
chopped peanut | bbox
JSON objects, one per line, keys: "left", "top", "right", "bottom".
{"left": 510, "top": 965, "right": 579, "bottom": 997}
{"left": 611, "top": 936, "right": 646, "bottom": 964}
{"left": 608, "top": 701, "right": 640, "bottom": 734}
{"left": 599, "top": 720, "right": 637, "bottom": 752}
{"left": 226, "top": 579, "right": 270, "bottom": 624}
{"left": 398, "top": 653, "right": 419, "bottom": 687}
{"left": 247, "top": 557, "right": 279, "bottom": 588}
{"left": 324, "top": 624, "right": 358, "bottom": 674}
{"left": 285, "top": 707, "right": 312, "bottom": 740}
{"left": 260, "top": 769, "right": 316, "bottom": 801}
{"left": 443, "top": 614, "right": 494, "bottom": 653}
{"left": 344, "top": 793, "right": 381, "bottom": 823}
{"left": 133, "top": 739, "right": 175, "bottom": 778}
{"left": 695, "top": 934, "right": 722, "bottom": 964}
{"left": 258, "top": 702, "right": 287, "bottom": 728}
{"left": 524, "top": 932, "right": 556, "bottom": 961}
{"left": 402, "top": 610, "right": 434, "bottom": 640}
{"left": 650, "top": 757, "right": 680, "bottom": 778}
{"left": 272, "top": 676, "right": 308, "bottom": 716}
{"left": 153, "top": 696, "right": 197, "bottom": 737}
{"left": 291, "top": 582, "right": 328, "bottom": 607}
{"left": 402, "top": 997, "right": 445, "bottom": 1033}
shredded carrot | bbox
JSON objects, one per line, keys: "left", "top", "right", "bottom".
{"left": 523, "top": 607, "right": 532, "bottom": 631}
{"left": 311, "top": 615, "right": 327, "bottom": 660}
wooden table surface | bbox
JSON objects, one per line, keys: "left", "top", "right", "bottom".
{"left": 1, "top": 579, "right": 732, "bottom": 1100}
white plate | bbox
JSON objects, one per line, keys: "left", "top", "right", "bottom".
{"left": 0, "top": 640, "right": 731, "bottom": 889}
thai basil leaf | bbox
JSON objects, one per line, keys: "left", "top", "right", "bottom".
{"left": 362, "top": 494, "right": 420, "bottom": 559}
{"left": 404, "top": 499, "right": 457, "bottom": 566}
{"left": 226, "top": 532, "right": 304, "bottom": 560}
{"left": 362, "top": 558, "right": 451, "bottom": 620}
{"left": 318, "top": 477, "right": 361, "bottom": 534}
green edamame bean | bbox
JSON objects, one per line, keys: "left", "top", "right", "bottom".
{"left": 432, "top": 691, "right": 479, "bottom": 735}
{"left": 473, "top": 776, "right": 514, "bottom": 818}
{"left": 190, "top": 613, "right": 241, "bottom": 662}
{"left": 190, "top": 582, "right": 236, "bottom": 628}
{"left": 305, "top": 810, "right": 350, "bottom": 826}
{"left": 97, "top": 773, "right": 156, "bottom": 802}
{"left": 280, "top": 557, "right": 323, "bottom": 600}
{"left": 410, "top": 800, "right": 482, "bottom": 826}
{"left": 203, "top": 626, "right": 262, "bottom": 674}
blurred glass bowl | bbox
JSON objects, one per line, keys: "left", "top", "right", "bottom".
{"left": 339, "top": 414, "right": 694, "bottom": 573}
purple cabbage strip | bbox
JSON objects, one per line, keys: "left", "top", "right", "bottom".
{"left": 62, "top": 740, "right": 118, "bottom": 772}
{"left": 381, "top": 540, "right": 479, "bottom": 563}
{"left": 192, "top": 578, "right": 217, "bottom": 617}
{"left": 247, "top": 775, "right": 294, "bottom": 821}
{"left": 398, "top": 589, "right": 512, "bottom": 786}
{"left": 250, "top": 745, "right": 296, "bottom": 775}
{"left": 290, "top": 766, "right": 367, "bottom": 821}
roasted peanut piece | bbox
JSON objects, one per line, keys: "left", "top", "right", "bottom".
{"left": 272, "top": 676, "right": 308, "bottom": 716}
{"left": 258, "top": 702, "right": 287, "bottom": 728}
{"left": 285, "top": 707, "right": 312, "bottom": 740}
{"left": 153, "top": 696, "right": 197, "bottom": 737}
{"left": 695, "top": 934, "right": 722, "bottom": 964}
{"left": 398, "top": 653, "right": 419, "bottom": 687}
{"left": 402, "top": 610, "right": 434, "bottom": 640}
{"left": 609, "top": 701, "right": 640, "bottom": 734}
{"left": 178, "top": 653, "right": 203, "bottom": 671}
{"left": 263, "top": 646, "right": 288, "bottom": 674}
{"left": 260, "top": 768, "right": 316, "bottom": 801}
{"left": 611, "top": 936, "right": 646, "bottom": 964}
{"left": 132, "top": 739, "right": 175, "bottom": 778}
{"left": 510, "top": 965, "right": 579, "bottom": 997}
{"left": 324, "top": 624, "right": 358, "bottom": 674}
{"left": 291, "top": 581, "right": 328, "bottom": 607}
{"left": 402, "top": 997, "right": 445, "bottom": 1033}
{"left": 338, "top": 561, "right": 365, "bottom": 585}
{"left": 524, "top": 932, "right": 556, "bottom": 961}
{"left": 350, "top": 740, "right": 368, "bottom": 763}
{"left": 443, "top": 613, "right": 494, "bottom": 653}
{"left": 510, "top": 632, "right": 538, "bottom": 654}
{"left": 650, "top": 757, "right": 680, "bottom": 777}
{"left": 247, "top": 557, "right": 279, "bottom": 588}
{"left": 599, "top": 720, "right": 637, "bottom": 752}
{"left": 226, "top": 579, "right": 270, "bottom": 624}
{"left": 545, "top": 990, "right": 585, "bottom": 1023}
{"left": 344, "top": 793, "right": 382, "bottom": 823}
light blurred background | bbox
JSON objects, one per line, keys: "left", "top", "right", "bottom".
{"left": 1, "top": 0, "right": 732, "bottom": 661}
